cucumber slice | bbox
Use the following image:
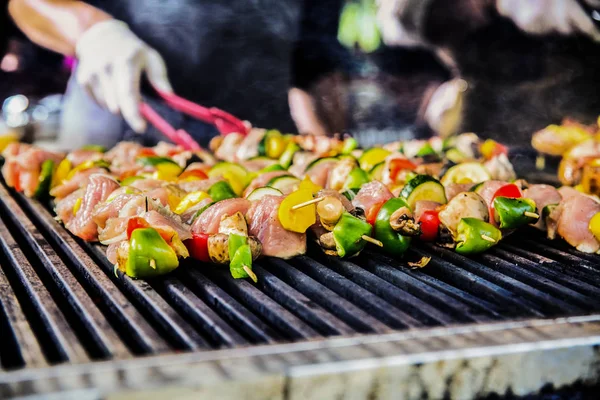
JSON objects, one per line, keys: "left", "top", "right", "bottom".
{"left": 445, "top": 148, "right": 467, "bottom": 164}
{"left": 368, "top": 162, "right": 385, "bottom": 181}
{"left": 400, "top": 174, "right": 447, "bottom": 209}
{"left": 279, "top": 142, "right": 300, "bottom": 169}
{"left": 34, "top": 160, "right": 55, "bottom": 200}
{"left": 441, "top": 162, "right": 491, "bottom": 186}
{"left": 416, "top": 142, "right": 436, "bottom": 157}
{"left": 246, "top": 187, "right": 283, "bottom": 201}
{"left": 267, "top": 175, "right": 301, "bottom": 193}
{"left": 359, "top": 148, "right": 391, "bottom": 171}
{"left": 305, "top": 157, "right": 339, "bottom": 172}
{"left": 469, "top": 182, "right": 485, "bottom": 193}
{"left": 344, "top": 167, "right": 369, "bottom": 189}
{"left": 208, "top": 162, "right": 248, "bottom": 179}
{"left": 340, "top": 188, "right": 360, "bottom": 201}
{"left": 259, "top": 164, "right": 285, "bottom": 173}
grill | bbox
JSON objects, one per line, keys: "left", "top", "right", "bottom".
{"left": 1, "top": 180, "right": 600, "bottom": 399}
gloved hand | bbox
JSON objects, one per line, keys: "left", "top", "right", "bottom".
{"left": 496, "top": 0, "right": 600, "bottom": 41}
{"left": 75, "top": 20, "right": 173, "bottom": 132}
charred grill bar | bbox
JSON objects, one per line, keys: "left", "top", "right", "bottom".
{"left": 1, "top": 180, "right": 600, "bottom": 398}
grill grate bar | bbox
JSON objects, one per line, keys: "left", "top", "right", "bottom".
{"left": 513, "top": 239, "right": 600, "bottom": 273}
{"left": 288, "top": 256, "right": 423, "bottom": 329}
{"left": 360, "top": 252, "right": 500, "bottom": 322}
{"left": 179, "top": 267, "right": 282, "bottom": 344}
{"left": 151, "top": 276, "right": 245, "bottom": 347}
{"left": 253, "top": 263, "right": 356, "bottom": 336}
{"left": 409, "top": 248, "right": 545, "bottom": 318}
{"left": 86, "top": 244, "right": 209, "bottom": 351}
{"left": 0, "top": 216, "right": 89, "bottom": 364}
{"left": 315, "top": 255, "right": 455, "bottom": 326}
{"left": 262, "top": 258, "right": 391, "bottom": 334}
{"left": 489, "top": 247, "right": 600, "bottom": 300}
{"left": 201, "top": 266, "right": 321, "bottom": 340}
{"left": 0, "top": 261, "right": 47, "bottom": 370}
{"left": 420, "top": 244, "right": 583, "bottom": 315}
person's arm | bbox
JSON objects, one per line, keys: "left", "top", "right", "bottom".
{"left": 8, "top": 0, "right": 172, "bottom": 133}
{"left": 8, "top": 0, "right": 112, "bottom": 56}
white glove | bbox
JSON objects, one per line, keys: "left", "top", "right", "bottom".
{"left": 496, "top": 0, "right": 600, "bottom": 41}
{"left": 75, "top": 20, "right": 173, "bottom": 132}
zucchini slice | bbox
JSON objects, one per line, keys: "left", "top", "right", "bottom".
{"left": 305, "top": 157, "right": 339, "bottom": 172}
{"left": 246, "top": 187, "right": 283, "bottom": 201}
{"left": 368, "top": 162, "right": 385, "bottom": 181}
{"left": 400, "top": 174, "right": 447, "bottom": 209}
{"left": 267, "top": 175, "right": 301, "bottom": 194}
{"left": 440, "top": 162, "right": 491, "bottom": 186}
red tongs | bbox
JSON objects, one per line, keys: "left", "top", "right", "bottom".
{"left": 139, "top": 87, "right": 249, "bottom": 151}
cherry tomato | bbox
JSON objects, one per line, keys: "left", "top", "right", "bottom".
{"left": 366, "top": 201, "right": 385, "bottom": 226}
{"left": 419, "top": 210, "right": 440, "bottom": 242}
{"left": 490, "top": 184, "right": 522, "bottom": 222}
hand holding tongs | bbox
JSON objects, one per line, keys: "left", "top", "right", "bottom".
{"left": 139, "top": 87, "right": 249, "bottom": 151}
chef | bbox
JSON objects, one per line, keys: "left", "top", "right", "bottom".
{"left": 377, "top": 0, "right": 600, "bottom": 145}
{"left": 8, "top": 0, "right": 327, "bottom": 149}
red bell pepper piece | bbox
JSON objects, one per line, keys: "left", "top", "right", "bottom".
{"left": 14, "top": 171, "right": 22, "bottom": 193}
{"left": 178, "top": 169, "right": 208, "bottom": 181}
{"left": 389, "top": 158, "right": 417, "bottom": 183}
{"left": 138, "top": 148, "right": 157, "bottom": 157}
{"left": 127, "top": 217, "right": 150, "bottom": 240}
{"left": 185, "top": 233, "right": 211, "bottom": 262}
{"left": 418, "top": 210, "right": 440, "bottom": 242}
{"left": 366, "top": 201, "right": 386, "bottom": 226}
{"left": 490, "top": 183, "right": 522, "bottom": 222}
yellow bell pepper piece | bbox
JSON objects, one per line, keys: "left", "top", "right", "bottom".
{"left": 298, "top": 175, "right": 322, "bottom": 194}
{"left": 174, "top": 191, "right": 210, "bottom": 214}
{"left": 155, "top": 162, "right": 182, "bottom": 178}
{"left": 278, "top": 189, "right": 316, "bottom": 233}
{"left": 66, "top": 160, "right": 96, "bottom": 180}
{"left": 72, "top": 197, "right": 82, "bottom": 216}
{"left": 0, "top": 133, "right": 19, "bottom": 153}
{"left": 590, "top": 212, "right": 600, "bottom": 242}
{"left": 266, "top": 134, "right": 287, "bottom": 159}
{"left": 51, "top": 158, "right": 72, "bottom": 188}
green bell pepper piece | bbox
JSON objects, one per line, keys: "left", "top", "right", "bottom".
{"left": 374, "top": 198, "right": 412, "bottom": 257}
{"left": 341, "top": 137, "right": 358, "bottom": 155}
{"left": 136, "top": 156, "right": 179, "bottom": 167}
{"left": 34, "top": 159, "right": 55, "bottom": 200}
{"left": 80, "top": 144, "right": 106, "bottom": 153}
{"left": 333, "top": 212, "right": 372, "bottom": 258}
{"left": 279, "top": 142, "right": 300, "bottom": 169}
{"left": 228, "top": 234, "right": 254, "bottom": 280}
{"left": 208, "top": 181, "right": 237, "bottom": 202}
{"left": 455, "top": 218, "right": 502, "bottom": 255}
{"left": 126, "top": 228, "right": 179, "bottom": 278}
{"left": 120, "top": 175, "right": 144, "bottom": 186}
{"left": 493, "top": 197, "right": 539, "bottom": 229}
{"left": 343, "top": 167, "right": 369, "bottom": 190}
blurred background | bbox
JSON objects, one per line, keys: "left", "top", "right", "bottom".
{"left": 1, "top": 0, "right": 600, "bottom": 149}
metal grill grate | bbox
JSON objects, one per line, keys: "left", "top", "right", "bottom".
{"left": 1, "top": 181, "right": 600, "bottom": 373}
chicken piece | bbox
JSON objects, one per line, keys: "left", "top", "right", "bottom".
{"left": 305, "top": 159, "right": 337, "bottom": 188}
{"left": 444, "top": 183, "right": 473, "bottom": 201}
{"left": 50, "top": 167, "right": 107, "bottom": 199}
{"left": 65, "top": 174, "right": 120, "bottom": 241}
{"left": 532, "top": 124, "right": 593, "bottom": 156}
{"left": 92, "top": 187, "right": 142, "bottom": 229}
{"left": 438, "top": 192, "right": 489, "bottom": 236}
{"left": 326, "top": 158, "right": 356, "bottom": 190}
{"left": 218, "top": 211, "right": 248, "bottom": 236}
{"left": 215, "top": 132, "right": 244, "bottom": 162}
{"left": 242, "top": 158, "right": 277, "bottom": 172}
{"left": 54, "top": 188, "right": 85, "bottom": 225}
{"left": 246, "top": 195, "right": 306, "bottom": 258}
{"left": 191, "top": 198, "right": 251, "bottom": 234}
{"left": 104, "top": 142, "right": 143, "bottom": 164}
{"left": 556, "top": 192, "right": 600, "bottom": 253}
{"left": 236, "top": 128, "right": 266, "bottom": 161}
{"left": 142, "top": 210, "right": 192, "bottom": 242}
{"left": 484, "top": 154, "right": 516, "bottom": 182}
{"left": 243, "top": 171, "right": 289, "bottom": 197}
{"left": 178, "top": 177, "right": 223, "bottom": 193}
{"left": 129, "top": 179, "right": 164, "bottom": 191}
{"left": 67, "top": 149, "right": 104, "bottom": 167}
{"left": 317, "top": 189, "right": 354, "bottom": 212}
{"left": 523, "top": 184, "right": 562, "bottom": 231}
{"left": 581, "top": 160, "right": 600, "bottom": 196}
{"left": 180, "top": 197, "right": 213, "bottom": 224}
{"left": 352, "top": 181, "right": 393, "bottom": 215}
{"left": 474, "top": 180, "right": 508, "bottom": 208}
{"left": 413, "top": 200, "right": 441, "bottom": 222}
{"left": 288, "top": 152, "right": 318, "bottom": 177}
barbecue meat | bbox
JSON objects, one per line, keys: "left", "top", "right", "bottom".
{"left": 104, "top": 142, "right": 143, "bottom": 164}
{"left": 306, "top": 159, "right": 337, "bottom": 188}
{"left": 246, "top": 195, "right": 306, "bottom": 258}
{"left": 65, "top": 174, "right": 120, "bottom": 241}
{"left": 317, "top": 189, "right": 354, "bottom": 212}
{"left": 54, "top": 188, "right": 85, "bottom": 225}
{"left": 523, "top": 184, "right": 562, "bottom": 230}
{"left": 235, "top": 128, "right": 265, "bottom": 161}
{"left": 555, "top": 189, "right": 600, "bottom": 253}
{"left": 178, "top": 177, "right": 223, "bottom": 193}
{"left": 92, "top": 187, "right": 142, "bottom": 229}
{"left": 484, "top": 154, "right": 516, "bottom": 182}
{"left": 191, "top": 198, "right": 251, "bottom": 234}
{"left": 444, "top": 183, "right": 473, "bottom": 201}
{"left": 414, "top": 200, "right": 441, "bottom": 222}
{"left": 67, "top": 149, "right": 104, "bottom": 167}
{"left": 50, "top": 167, "right": 107, "bottom": 199}
{"left": 475, "top": 180, "right": 508, "bottom": 207}
{"left": 352, "top": 181, "right": 393, "bottom": 214}
{"left": 438, "top": 192, "right": 489, "bottom": 235}
{"left": 243, "top": 171, "right": 289, "bottom": 197}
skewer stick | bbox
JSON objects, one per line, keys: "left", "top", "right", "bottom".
{"left": 243, "top": 265, "right": 258, "bottom": 283}
{"left": 291, "top": 196, "right": 325, "bottom": 210}
{"left": 481, "top": 234, "right": 496, "bottom": 243}
{"left": 524, "top": 211, "right": 539, "bottom": 219}
{"left": 362, "top": 235, "right": 383, "bottom": 247}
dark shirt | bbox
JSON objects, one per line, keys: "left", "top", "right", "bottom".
{"left": 90, "top": 0, "right": 303, "bottom": 135}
